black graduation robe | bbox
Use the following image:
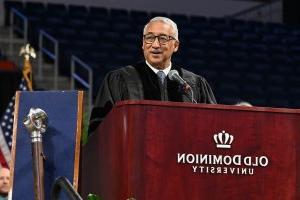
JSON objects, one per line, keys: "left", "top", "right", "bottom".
{"left": 89, "top": 61, "right": 217, "bottom": 133}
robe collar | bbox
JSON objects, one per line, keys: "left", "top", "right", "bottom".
{"left": 145, "top": 60, "right": 171, "bottom": 76}
{"left": 133, "top": 61, "right": 183, "bottom": 102}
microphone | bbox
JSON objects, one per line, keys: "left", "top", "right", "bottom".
{"left": 168, "top": 70, "right": 191, "bottom": 92}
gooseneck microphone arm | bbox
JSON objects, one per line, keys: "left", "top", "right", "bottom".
{"left": 168, "top": 70, "right": 197, "bottom": 103}
{"left": 51, "top": 177, "right": 83, "bottom": 200}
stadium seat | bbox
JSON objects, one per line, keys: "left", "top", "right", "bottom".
{"left": 89, "top": 6, "right": 109, "bottom": 20}
{"left": 68, "top": 5, "right": 89, "bottom": 18}
{"left": 46, "top": 3, "right": 67, "bottom": 18}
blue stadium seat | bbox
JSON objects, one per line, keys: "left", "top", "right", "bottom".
{"left": 67, "top": 18, "right": 88, "bottom": 30}
{"left": 243, "top": 73, "right": 264, "bottom": 84}
{"left": 221, "top": 31, "right": 240, "bottom": 42}
{"left": 74, "top": 40, "right": 94, "bottom": 51}
{"left": 250, "top": 53, "right": 270, "bottom": 64}
{"left": 208, "top": 17, "right": 227, "bottom": 26}
{"left": 287, "top": 75, "right": 300, "bottom": 86}
{"left": 247, "top": 43, "right": 268, "bottom": 54}
{"left": 215, "top": 83, "right": 240, "bottom": 105}
{"left": 249, "top": 98, "right": 267, "bottom": 107}
{"left": 221, "top": 71, "right": 241, "bottom": 83}
{"left": 44, "top": 17, "right": 66, "bottom": 29}
{"left": 265, "top": 74, "right": 286, "bottom": 86}
{"left": 282, "top": 36, "right": 298, "bottom": 45}
{"left": 101, "top": 31, "right": 121, "bottom": 44}
{"left": 89, "top": 6, "right": 109, "bottom": 20}
{"left": 46, "top": 3, "right": 67, "bottom": 18}
{"left": 262, "top": 34, "right": 281, "bottom": 45}
{"left": 78, "top": 30, "right": 100, "bottom": 41}
{"left": 172, "top": 57, "right": 184, "bottom": 66}
{"left": 209, "top": 60, "right": 228, "bottom": 70}
{"left": 186, "top": 58, "right": 206, "bottom": 70}
{"left": 243, "top": 85, "right": 264, "bottom": 97}
{"left": 268, "top": 98, "right": 290, "bottom": 108}
{"left": 111, "top": 22, "right": 133, "bottom": 32}
{"left": 253, "top": 63, "right": 271, "bottom": 72}
{"left": 88, "top": 19, "right": 110, "bottom": 32}
{"left": 68, "top": 5, "right": 88, "bottom": 18}
{"left": 229, "top": 51, "right": 248, "bottom": 62}
{"left": 241, "top": 32, "right": 260, "bottom": 43}
{"left": 207, "top": 49, "right": 228, "bottom": 60}
{"left": 169, "top": 14, "right": 189, "bottom": 27}
{"left": 209, "top": 40, "right": 227, "bottom": 50}
{"left": 198, "top": 69, "right": 219, "bottom": 81}
{"left": 114, "top": 54, "right": 135, "bottom": 65}
{"left": 56, "top": 27, "right": 77, "bottom": 40}
{"left": 269, "top": 54, "right": 288, "bottom": 66}
{"left": 185, "top": 48, "right": 205, "bottom": 59}
{"left": 88, "top": 51, "right": 110, "bottom": 63}
{"left": 228, "top": 42, "right": 248, "bottom": 52}
{"left": 110, "top": 8, "right": 130, "bottom": 21}
{"left": 187, "top": 38, "right": 208, "bottom": 49}
{"left": 232, "top": 24, "right": 252, "bottom": 33}
{"left": 228, "top": 19, "right": 246, "bottom": 27}
{"left": 268, "top": 45, "right": 287, "bottom": 54}
{"left": 232, "top": 61, "right": 250, "bottom": 72}
{"left": 130, "top": 10, "right": 149, "bottom": 26}
{"left": 199, "top": 29, "right": 219, "bottom": 40}
{"left": 96, "top": 42, "right": 117, "bottom": 53}
{"left": 274, "top": 64, "right": 293, "bottom": 75}
{"left": 265, "top": 86, "right": 286, "bottom": 97}
{"left": 120, "top": 42, "right": 141, "bottom": 56}
{"left": 180, "top": 28, "right": 197, "bottom": 39}
{"left": 24, "top": 2, "right": 46, "bottom": 17}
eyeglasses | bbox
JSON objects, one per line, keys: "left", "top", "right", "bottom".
{"left": 143, "top": 34, "right": 175, "bottom": 44}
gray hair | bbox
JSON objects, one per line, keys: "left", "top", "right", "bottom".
{"left": 143, "top": 16, "right": 179, "bottom": 41}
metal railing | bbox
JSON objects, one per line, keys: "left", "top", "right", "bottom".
{"left": 6, "top": 6, "right": 95, "bottom": 112}
{"left": 38, "top": 30, "right": 59, "bottom": 89}
{"left": 9, "top": 7, "right": 28, "bottom": 56}
{"left": 71, "top": 55, "right": 93, "bottom": 114}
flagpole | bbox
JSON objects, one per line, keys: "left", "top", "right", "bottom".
{"left": 21, "top": 44, "right": 46, "bottom": 200}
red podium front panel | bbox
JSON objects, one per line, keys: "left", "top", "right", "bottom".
{"left": 81, "top": 100, "right": 300, "bottom": 200}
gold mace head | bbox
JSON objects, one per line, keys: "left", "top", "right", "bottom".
{"left": 19, "top": 43, "right": 36, "bottom": 60}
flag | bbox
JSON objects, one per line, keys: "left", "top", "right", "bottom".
{"left": 0, "top": 44, "right": 34, "bottom": 168}
{"left": 0, "top": 78, "right": 29, "bottom": 167}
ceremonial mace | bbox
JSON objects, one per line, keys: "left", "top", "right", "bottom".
{"left": 23, "top": 108, "right": 48, "bottom": 200}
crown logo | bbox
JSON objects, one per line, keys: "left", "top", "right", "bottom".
{"left": 213, "top": 130, "right": 234, "bottom": 149}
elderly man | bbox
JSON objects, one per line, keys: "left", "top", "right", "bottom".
{"left": 0, "top": 168, "right": 10, "bottom": 200}
{"left": 89, "top": 16, "right": 216, "bottom": 133}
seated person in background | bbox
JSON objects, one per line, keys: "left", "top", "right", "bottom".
{"left": 89, "top": 16, "right": 217, "bottom": 134}
{"left": 0, "top": 167, "right": 10, "bottom": 200}
{"left": 235, "top": 101, "right": 252, "bottom": 107}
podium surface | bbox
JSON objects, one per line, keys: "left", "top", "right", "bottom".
{"left": 82, "top": 100, "right": 300, "bottom": 200}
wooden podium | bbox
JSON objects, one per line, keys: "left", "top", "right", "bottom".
{"left": 81, "top": 100, "right": 300, "bottom": 200}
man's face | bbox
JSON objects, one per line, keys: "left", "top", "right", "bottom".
{"left": 142, "top": 21, "right": 179, "bottom": 69}
{"left": 0, "top": 168, "right": 10, "bottom": 194}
